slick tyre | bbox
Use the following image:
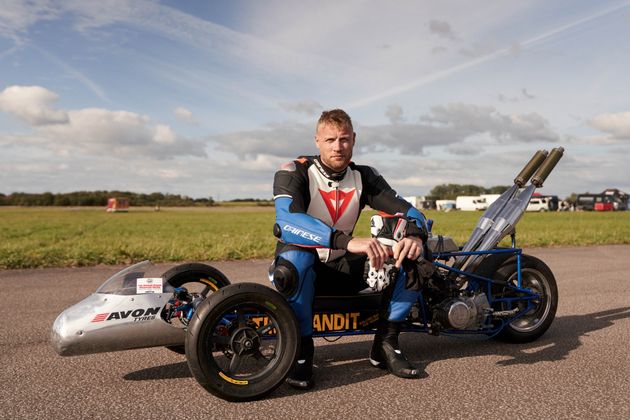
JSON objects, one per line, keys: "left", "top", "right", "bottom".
{"left": 492, "top": 255, "right": 558, "bottom": 343}
{"left": 162, "top": 263, "right": 231, "bottom": 354}
{"left": 163, "top": 262, "right": 231, "bottom": 293}
{"left": 186, "top": 283, "right": 299, "bottom": 402}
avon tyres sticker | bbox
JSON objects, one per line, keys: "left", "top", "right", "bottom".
{"left": 136, "top": 277, "right": 163, "bottom": 294}
{"left": 91, "top": 307, "right": 161, "bottom": 323}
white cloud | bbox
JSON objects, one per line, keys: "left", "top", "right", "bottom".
{"left": 153, "top": 124, "right": 176, "bottom": 145}
{"left": 0, "top": 85, "right": 205, "bottom": 159}
{"left": 0, "top": 85, "right": 68, "bottom": 125}
{"left": 40, "top": 108, "right": 205, "bottom": 158}
{"left": 0, "top": 0, "right": 59, "bottom": 40}
{"left": 420, "top": 103, "right": 559, "bottom": 144}
{"left": 207, "top": 103, "right": 560, "bottom": 159}
{"left": 209, "top": 121, "right": 316, "bottom": 159}
{"left": 590, "top": 111, "right": 630, "bottom": 140}
{"left": 173, "top": 106, "right": 197, "bottom": 124}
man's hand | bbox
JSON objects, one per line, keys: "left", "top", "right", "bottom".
{"left": 392, "top": 237, "right": 423, "bottom": 268}
{"left": 346, "top": 237, "right": 390, "bottom": 270}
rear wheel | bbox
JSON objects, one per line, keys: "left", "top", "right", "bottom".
{"left": 162, "top": 263, "right": 231, "bottom": 354}
{"left": 491, "top": 255, "right": 558, "bottom": 343}
{"left": 186, "top": 283, "right": 299, "bottom": 402}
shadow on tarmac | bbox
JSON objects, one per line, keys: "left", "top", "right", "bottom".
{"left": 124, "top": 307, "right": 630, "bottom": 394}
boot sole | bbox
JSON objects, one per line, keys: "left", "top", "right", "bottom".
{"left": 369, "top": 357, "right": 386, "bottom": 369}
{"left": 286, "top": 377, "right": 314, "bottom": 390}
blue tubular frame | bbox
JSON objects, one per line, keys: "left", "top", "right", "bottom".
{"left": 422, "top": 245, "right": 538, "bottom": 336}
{"left": 212, "top": 247, "right": 541, "bottom": 340}
{"left": 302, "top": 245, "right": 541, "bottom": 339}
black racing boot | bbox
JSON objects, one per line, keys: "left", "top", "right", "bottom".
{"left": 369, "top": 321, "right": 422, "bottom": 379}
{"left": 286, "top": 336, "right": 315, "bottom": 390}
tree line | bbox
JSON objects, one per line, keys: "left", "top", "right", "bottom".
{"left": 426, "top": 184, "right": 512, "bottom": 200}
{"left": 0, "top": 183, "right": 565, "bottom": 207}
{"left": 0, "top": 191, "right": 216, "bottom": 207}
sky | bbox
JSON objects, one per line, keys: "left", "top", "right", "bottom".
{"left": 1, "top": 0, "right": 630, "bottom": 200}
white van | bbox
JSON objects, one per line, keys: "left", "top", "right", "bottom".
{"left": 456, "top": 196, "right": 488, "bottom": 211}
{"left": 527, "top": 197, "right": 550, "bottom": 212}
{"left": 480, "top": 194, "right": 500, "bottom": 206}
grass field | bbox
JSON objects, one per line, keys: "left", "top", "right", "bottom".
{"left": 1, "top": 206, "right": 629, "bottom": 269}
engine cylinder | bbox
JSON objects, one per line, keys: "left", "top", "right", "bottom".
{"left": 446, "top": 300, "right": 473, "bottom": 329}
{"left": 435, "top": 293, "right": 490, "bottom": 330}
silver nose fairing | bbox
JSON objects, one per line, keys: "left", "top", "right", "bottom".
{"left": 51, "top": 261, "right": 185, "bottom": 356}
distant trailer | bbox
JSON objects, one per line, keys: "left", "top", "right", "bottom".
{"left": 403, "top": 196, "right": 425, "bottom": 208}
{"left": 106, "top": 198, "right": 129, "bottom": 212}
{"left": 576, "top": 194, "right": 596, "bottom": 211}
{"left": 436, "top": 199, "right": 456, "bottom": 211}
{"left": 455, "top": 196, "right": 488, "bottom": 211}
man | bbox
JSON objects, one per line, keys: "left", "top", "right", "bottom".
{"left": 271, "top": 109, "right": 428, "bottom": 389}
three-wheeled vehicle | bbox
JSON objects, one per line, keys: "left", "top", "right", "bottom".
{"left": 52, "top": 148, "right": 564, "bottom": 402}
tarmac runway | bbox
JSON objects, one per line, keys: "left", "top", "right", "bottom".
{"left": 1, "top": 245, "right": 629, "bottom": 419}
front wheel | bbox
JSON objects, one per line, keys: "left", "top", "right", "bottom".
{"left": 186, "top": 283, "right": 299, "bottom": 402}
{"left": 491, "top": 255, "right": 558, "bottom": 343}
{"left": 162, "top": 263, "right": 231, "bottom": 354}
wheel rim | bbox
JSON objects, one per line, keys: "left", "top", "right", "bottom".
{"left": 505, "top": 268, "right": 552, "bottom": 333}
{"left": 204, "top": 302, "right": 282, "bottom": 383}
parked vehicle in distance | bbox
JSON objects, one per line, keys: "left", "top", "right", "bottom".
{"left": 577, "top": 194, "right": 617, "bottom": 211}
{"left": 455, "top": 196, "right": 488, "bottom": 211}
{"left": 526, "top": 195, "right": 558, "bottom": 212}
{"left": 403, "top": 195, "right": 424, "bottom": 208}
{"left": 436, "top": 199, "right": 456, "bottom": 211}
{"left": 602, "top": 189, "right": 628, "bottom": 210}
{"left": 576, "top": 194, "right": 596, "bottom": 211}
{"left": 106, "top": 197, "right": 129, "bottom": 212}
{"left": 594, "top": 196, "right": 614, "bottom": 211}
{"left": 480, "top": 194, "right": 500, "bottom": 206}
{"left": 576, "top": 189, "right": 628, "bottom": 211}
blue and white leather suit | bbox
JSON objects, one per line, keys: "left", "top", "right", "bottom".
{"left": 272, "top": 156, "right": 428, "bottom": 336}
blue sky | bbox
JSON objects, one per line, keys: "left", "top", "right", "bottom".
{"left": 1, "top": 0, "right": 630, "bottom": 200}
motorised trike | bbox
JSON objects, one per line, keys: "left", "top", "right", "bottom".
{"left": 52, "top": 148, "right": 563, "bottom": 402}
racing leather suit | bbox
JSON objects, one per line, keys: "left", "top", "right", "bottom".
{"left": 272, "top": 156, "right": 428, "bottom": 336}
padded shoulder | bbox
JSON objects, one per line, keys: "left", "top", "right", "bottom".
{"left": 278, "top": 156, "right": 311, "bottom": 172}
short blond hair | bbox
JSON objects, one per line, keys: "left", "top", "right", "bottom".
{"left": 317, "top": 109, "right": 353, "bottom": 131}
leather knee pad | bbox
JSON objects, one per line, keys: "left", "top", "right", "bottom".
{"left": 271, "top": 258, "right": 299, "bottom": 298}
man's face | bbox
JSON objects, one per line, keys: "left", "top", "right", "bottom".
{"left": 315, "top": 122, "right": 356, "bottom": 172}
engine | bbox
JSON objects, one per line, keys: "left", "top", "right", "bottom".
{"left": 434, "top": 293, "right": 491, "bottom": 330}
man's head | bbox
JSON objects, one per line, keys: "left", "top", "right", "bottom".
{"left": 315, "top": 109, "right": 355, "bottom": 172}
